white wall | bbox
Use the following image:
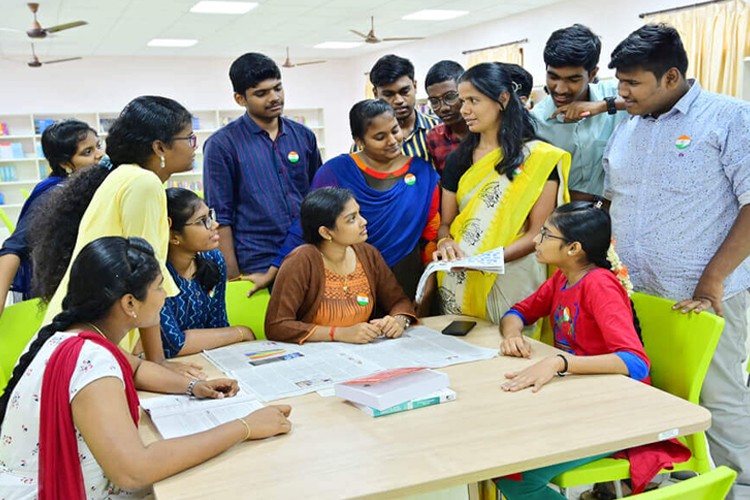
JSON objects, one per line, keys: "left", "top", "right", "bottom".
{"left": 0, "top": 0, "right": 689, "bottom": 156}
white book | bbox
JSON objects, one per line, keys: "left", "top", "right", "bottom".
{"left": 352, "top": 388, "right": 457, "bottom": 417}
{"left": 334, "top": 368, "right": 450, "bottom": 411}
{"left": 141, "top": 389, "right": 264, "bottom": 439}
{"left": 416, "top": 247, "right": 505, "bottom": 303}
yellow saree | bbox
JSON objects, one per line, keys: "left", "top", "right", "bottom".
{"left": 438, "top": 140, "right": 570, "bottom": 320}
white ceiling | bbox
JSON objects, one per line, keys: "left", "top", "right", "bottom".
{"left": 0, "top": 0, "right": 564, "bottom": 62}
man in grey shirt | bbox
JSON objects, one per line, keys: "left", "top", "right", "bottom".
{"left": 605, "top": 24, "right": 750, "bottom": 499}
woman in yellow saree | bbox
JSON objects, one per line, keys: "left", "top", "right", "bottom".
{"left": 436, "top": 62, "right": 571, "bottom": 323}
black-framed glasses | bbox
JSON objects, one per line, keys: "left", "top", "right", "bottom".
{"left": 428, "top": 91, "right": 460, "bottom": 109}
{"left": 173, "top": 133, "right": 197, "bottom": 148}
{"left": 185, "top": 208, "right": 216, "bottom": 230}
{"left": 539, "top": 227, "right": 569, "bottom": 243}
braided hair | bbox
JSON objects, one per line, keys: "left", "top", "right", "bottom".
{"left": 0, "top": 236, "right": 160, "bottom": 426}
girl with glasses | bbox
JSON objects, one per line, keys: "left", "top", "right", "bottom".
{"left": 160, "top": 188, "right": 254, "bottom": 358}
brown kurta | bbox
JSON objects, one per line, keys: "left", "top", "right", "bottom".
{"left": 265, "top": 243, "right": 417, "bottom": 343}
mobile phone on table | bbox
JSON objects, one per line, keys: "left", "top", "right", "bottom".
{"left": 442, "top": 320, "right": 476, "bottom": 336}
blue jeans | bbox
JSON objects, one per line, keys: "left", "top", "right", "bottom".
{"left": 496, "top": 453, "right": 611, "bottom": 500}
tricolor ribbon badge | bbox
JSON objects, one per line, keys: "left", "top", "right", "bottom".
{"left": 404, "top": 173, "right": 416, "bottom": 186}
{"left": 675, "top": 135, "right": 691, "bottom": 150}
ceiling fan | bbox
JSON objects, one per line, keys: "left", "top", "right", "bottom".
{"left": 350, "top": 16, "right": 424, "bottom": 44}
{"left": 281, "top": 47, "right": 326, "bottom": 68}
{"left": 27, "top": 43, "right": 81, "bottom": 68}
{"left": 0, "top": 3, "right": 87, "bottom": 39}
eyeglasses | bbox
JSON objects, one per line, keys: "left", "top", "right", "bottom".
{"left": 185, "top": 208, "right": 216, "bottom": 230}
{"left": 427, "top": 91, "right": 460, "bottom": 109}
{"left": 173, "top": 133, "right": 197, "bottom": 148}
{"left": 539, "top": 227, "right": 569, "bottom": 243}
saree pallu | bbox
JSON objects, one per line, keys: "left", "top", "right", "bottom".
{"left": 438, "top": 140, "right": 570, "bottom": 320}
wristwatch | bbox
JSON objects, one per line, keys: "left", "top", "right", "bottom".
{"left": 604, "top": 96, "right": 617, "bottom": 115}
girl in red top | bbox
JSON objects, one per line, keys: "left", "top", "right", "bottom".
{"left": 496, "top": 201, "right": 651, "bottom": 499}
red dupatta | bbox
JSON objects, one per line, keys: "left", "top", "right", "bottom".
{"left": 38, "top": 331, "right": 139, "bottom": 500}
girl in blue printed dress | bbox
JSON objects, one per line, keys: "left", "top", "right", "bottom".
{"left": 160, "top": 188, "right": 255, "bottom": 358}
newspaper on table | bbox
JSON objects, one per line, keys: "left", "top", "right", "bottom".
{"left": 203, "top": 326, "right": 497, "bottom": 403}
{"left": 141, "top": 385, "right": 264, "bottom": 439}
{"left": 415, "top": 247, "right": 505, "bottom": 303}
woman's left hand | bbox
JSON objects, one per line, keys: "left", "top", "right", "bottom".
{"left": 370, "top": 315, "right": 404, "bottom": 338}
{"left": 501, "top": 356, "right": 562, "bottom": 393}
{"left": 192, "top": 378, "right": 240, "bottom": 399}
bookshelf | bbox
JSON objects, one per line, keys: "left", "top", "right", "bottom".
{"left": 0, "top": 107, "right": 326, "bottom": 227}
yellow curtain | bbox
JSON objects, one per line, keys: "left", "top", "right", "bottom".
{"left": 466, "top": 43, "right": 524, "bottom": 68}
{"left": 645, "top": 0, "right": 750, "bottom": 97}
{"left": 364, "top": 72, "right": 374, "bottom": 99}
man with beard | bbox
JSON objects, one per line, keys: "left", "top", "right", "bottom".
{"left": 203, "top": 52, "right": 322, "bottom": 295}
{"left": 365, "top": 54, "right": 440, "bottom": 165}
{"left": 425, "top": 60, "right": 468, "bottom": 174}
{"left": 531, "top": 24, "right": 625, "bottom": 202}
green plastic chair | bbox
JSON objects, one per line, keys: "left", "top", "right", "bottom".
{"left": 551, "top": 292, "right": 724, "bottom": 496}
{"left": 629, "top": 466, "right": 736, "bottom": 499}
{"left": 225, "top": 280, "right": 270, "bottom": 340}
{"left": 0, "top": 207, "right": 15, "bottom": 234}
{"left": 0, "top": 298, "right": 46, "bottom": 396}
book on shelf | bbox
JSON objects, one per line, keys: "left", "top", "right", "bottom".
{"left": 0, "top": 123, "right": 8, "bottom": 136}
{"left": 34, "top": 119, "right": 54, "bottom": 135}
{"left": 334, "top": 367, "right": 450, "bottom": 411}
{"left": 415, "top": 247, "right": 505, "bottom": 303}
{"left": 351, "top": 387, "right": 456, "bottom": 417}
{"left": 140, "top": 389, "right": 264, "bottom": 440}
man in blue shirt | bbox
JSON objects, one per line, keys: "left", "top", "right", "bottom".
{"left": 605, "top": 25, "right": 750, "bottom": 498}
{"left": 531, "top": 24, "right": 625, "bottom": 201}
{"left": 204, "top": 53, "right": 322, "bottom": 294}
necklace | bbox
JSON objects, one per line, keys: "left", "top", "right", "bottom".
{"left": 86, "top": 322, "right": 108, "bottom": 339}
{"left": 320, "top": 248, "right": 353, "bottom": 292}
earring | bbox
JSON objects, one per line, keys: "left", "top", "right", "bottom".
{"left": 567, "top": 251, "right": 573, "bottom": 255}
{"left": 131, "top": 312, "right": 137, "bottom": 319}
{"left": 160, "top": 156, "right": 166, "bottom": 169}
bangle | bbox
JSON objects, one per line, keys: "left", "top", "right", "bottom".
{"left": 329, "top": 326, "right": 336, "bottom": 341}
{"left": 236, "top": 326, "right": 244, "bottom": 342}
{"left": 236, "top": 417, "right": 252, "bottom": 441}
{"left": 556, "top": 354, "right": 568, "bottom": 377}
{"left": 437, "top": 237, "right": 452, "bottom": 248}
{"left": 186, "top": 378, "right": 199, "bottom": 396}
{"left": 395, "top": 315, "right": 411, "bottom": 329}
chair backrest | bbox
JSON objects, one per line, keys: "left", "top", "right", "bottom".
{"left": 0, "top": 207, "right": 15, "bottom": 234}
{"left": 225, "top": 281, "right": 270, "bottom": 340}
{"left": 0, "top": 299, "right": 46, "bottom": 396}
{"left": 629, "top": 466, "right": 736, "bottom": 499}
{"left": 632, "top": 292, "right": 724, "bottom": 404}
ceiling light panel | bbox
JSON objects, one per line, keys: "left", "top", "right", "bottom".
{"left": 190, "top": 1, "right": 258, "bottom": 14}
{"left": 402, "top": 10, "right": 469, "bottom": 21}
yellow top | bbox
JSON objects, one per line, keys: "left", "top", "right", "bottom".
{"left": 42, "top": 164, "right": 179, "bottom": 351}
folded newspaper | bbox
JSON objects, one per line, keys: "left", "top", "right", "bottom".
{"left": 415, "top": 247, "right": 505, "bottom": 303}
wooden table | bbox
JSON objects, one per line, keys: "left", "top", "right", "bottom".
{"left": 139, "top": 316, "right": 711, "bottom": 499}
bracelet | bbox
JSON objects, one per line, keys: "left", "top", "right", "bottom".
{"left": 437, "top": 237, "right": 452, "bottom": 248}
{"left": 395, "top": 315, "right": 412, "bottom": 329}
{"left": 556, "top": 354, "right": 569, "bottom": 377}
{"left": 186, "top": 378, "right": 199, "bottom": 396}
{"left": 329, "top": 326, "right": 336, "bottom": 341}
{"left": 236, "top": 326, "right": 244, "bottom": 342}
{"left": 236, "top": 417, "right": 252, "bottom": 441}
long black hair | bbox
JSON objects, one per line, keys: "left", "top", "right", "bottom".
{"left": 453, "top": 62, "right": 536, "bottom": 180}
{"left": 300, "top": 187, "right": 355, "bottom": 245}
{"left": 29, "top": 96, "right": 192, "bottom": 303}
{"left": 166, "top": 187, "right": 220, "bottom": 292}
{"left": 349, "top": 99, "right": 395, "bottom": 141}
{"left": 0, "top": 237, "right": 160, "bottom": 426}
{"left": 41, "top": 119, "right": 98, "bottom": 178}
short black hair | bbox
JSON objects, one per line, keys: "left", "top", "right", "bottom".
{"left": 369, "top": 54, "right": 414, "bottom": 87}
{"left": 502, "top": 63, "right": 533, "bottom": 99}
{"left": 300, "top": 187, "right": 355, "bottom": 245}
{"left": 349, "top": 99, "right": 395, "bottom": 141}
{"left": 609, "top": 24, "right": 688, "bottom": 79}
{"left": 544, "top": 24, "right": 601, "bottom": 73}
{"left": 41, "top": 119, "right": 98, "bottom": 177}
{"left": 229, "top": 52, "right": 281, "bottom": 94}
{"left": 424, "top": 60, "right": 464, "bottom": 90}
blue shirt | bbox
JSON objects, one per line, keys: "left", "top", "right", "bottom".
{"left": 604, "top": 81, "right": 750, "bottom": 301}
{"left": 203, "top": 113, "right": 322, "bottom": 273}
{"left": 160, "top": 249, "right": 229, "bottom": 358}
{"left": 531, "top": 80, "right": 624, "bottom": 196}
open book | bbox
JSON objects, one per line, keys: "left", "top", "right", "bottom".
{"left": 141, "top": 389, "right": 264, "bottom": 439}
{"left": 415, "top": 247, "right": 505, "bottom": 303}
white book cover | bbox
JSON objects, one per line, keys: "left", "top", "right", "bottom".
{"left": 352, "top": 388, "right": 457, "bottom": 417}
{"left": 334, "top": 368, "right": 450, "bottom": 411}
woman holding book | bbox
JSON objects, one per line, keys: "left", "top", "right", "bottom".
{"left": 271, "top": 99, "right": 440, "bottom": 300}
{"left": 266, "top": 187, "right": 417, "bottom": 344}
{"left": 0, "top": 236, "right": 291, "bottom": 498}
{"left": 160, "top": 187, "right": 254, "bottom": 358}
{"left": 435, "top": 62, "right": 570, "bottom": 324}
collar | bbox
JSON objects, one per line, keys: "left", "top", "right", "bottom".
{"left": 241, "top": 112, "right": 285, "bottom": 137}
{"left": 436, "top": 123, "right": 461, "bottom": 142}
{"left": 413, "top": 110, "right": 431, "bottom": 132}
{"left": 644, "top": 79, "right": 699, "bottom": 120}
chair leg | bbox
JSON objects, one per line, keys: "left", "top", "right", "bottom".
{"left": 614, "top": 481, "right": 624, "bottom": 498}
